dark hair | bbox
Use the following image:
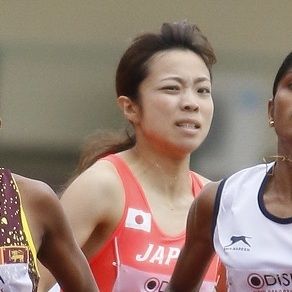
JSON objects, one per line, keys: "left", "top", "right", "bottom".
{"left": 116, "top": 21, "right": 216, "bottom": 99}
{"left": 75, "top": 129, "right": 134, "bottom": 174}
{"left": 75, "top": 21, "right": 216, "bottom": 174}
{"left": 273, "top": 51, "right": 292, "bottom": 98}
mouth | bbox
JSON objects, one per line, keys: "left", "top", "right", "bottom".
{"left": 176, "top": 121, "right": 200, "bottom": 129}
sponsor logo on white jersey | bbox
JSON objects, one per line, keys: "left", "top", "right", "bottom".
{"left": 224, "top": 235, "right": 251, "bottom": 252}
{"left": 247, "top": 272, "right": 292, "bottom": 290}
{"left": 125, "top": 208, "right": 151, "bottom": 232}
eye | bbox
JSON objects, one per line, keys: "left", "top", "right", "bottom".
{"left": 161, "top": 85, "right": 180, "bottom": 93}
{"left": 197, "top": 87, "right": 211, "bottom": 94}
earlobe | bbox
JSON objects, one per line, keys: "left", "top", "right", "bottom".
{"left": 117, "top": 95, "right": 140, "bottom": 123}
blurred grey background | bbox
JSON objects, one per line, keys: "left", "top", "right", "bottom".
{"left": 0, "top": 0, "right": 291, "bottom": 191}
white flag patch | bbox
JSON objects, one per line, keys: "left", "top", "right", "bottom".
{"left": 125, "top": 208, "right": 151, "bottom": 232}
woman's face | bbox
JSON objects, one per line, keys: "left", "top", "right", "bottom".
{"left": 134, "top": 49, "right": 214, "bottom": 157}
{"left": 269, "top": 68, "right": 292, "bottom": 144}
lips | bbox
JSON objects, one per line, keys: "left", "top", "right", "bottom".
{"left": 176, "top": 120, "right": 200, "bottom": 129}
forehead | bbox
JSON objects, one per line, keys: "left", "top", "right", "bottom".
{"left": 283, "top": 68, "right": 292, "bottom": 77}
{"left": 279, "top": 69, "right": 292, "bottom": 83}
{"left": 278, "top": 57, "right": 292, "bottom": 82}
{"left": 145, "top": 49, "right": 210, "bottom": 79}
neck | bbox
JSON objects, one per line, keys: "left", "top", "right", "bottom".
{"left": 133, "top": 144, "right": 190, "bottom": 174}
{"left": 269, "top": 158, "right": 292, "bottom": 199}
{"left": 267, "top": 155, "right": 292, "bottom": 163}
{"left": 124, "top": 145, "right": 192, "bottom": 196}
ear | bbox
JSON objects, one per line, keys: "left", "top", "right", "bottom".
{"left": 268, "top": 98, "right": 274, "bottom": 121}
{"left": 117, "top": 95, "right": 140, "bottom": 124}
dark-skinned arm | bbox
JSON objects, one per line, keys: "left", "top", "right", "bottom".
{"left": 166, "top": 181, "right": 220, "bottom": 292}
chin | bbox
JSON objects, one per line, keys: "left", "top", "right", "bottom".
{"left": 174, "top": 143, "right": 201, "bottom": 157}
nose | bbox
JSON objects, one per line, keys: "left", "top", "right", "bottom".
{"left": 183, "top": 103, "right": 199, "bottom": 111}
{"left": 181, "top": 92, "right": 199, "bottom": 112}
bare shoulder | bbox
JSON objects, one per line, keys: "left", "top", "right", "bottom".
{"left": 61, "top": 158, "right": 125, "bottom": 227}
{"left": 13, "top": 173, "right": 57, "bottom": 202}
{"left": 180, "top": 180, "right": 222, "bottom": 255}
{"left": 62, "top": 158, "right": 124, "bottom": 202}
{"left": 188, "top": 181, "right": 221, "bottom": 228}
{"left": 12, "top": 173, "right": 61, "bottom": 250}
{"left": 194, "top": 172, "right": 211, "bottom": 186}
{"left": 195, "top": 181, "right": 221, "bottom": 210}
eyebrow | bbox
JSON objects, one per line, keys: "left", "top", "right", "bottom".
{"left": 160, "top": 76, "right": 210, "bottom": 84}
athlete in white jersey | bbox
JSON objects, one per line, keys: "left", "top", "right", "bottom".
{"left": 166, "top": 51, "right": 292, "bottom": 292}
{"left": 213, "top": 162, "right": 292, "bottom": 291}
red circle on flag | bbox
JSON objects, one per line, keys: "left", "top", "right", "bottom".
{"left": 135, "top": 215, "right": 144, "bottom": 225}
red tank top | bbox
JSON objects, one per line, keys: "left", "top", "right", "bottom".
{"left": 89, "top": 154, "right": 220, "bottom": 291}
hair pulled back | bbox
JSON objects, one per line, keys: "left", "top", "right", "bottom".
{"left": 75, "top": 21, "right": 216, "bottom": 174}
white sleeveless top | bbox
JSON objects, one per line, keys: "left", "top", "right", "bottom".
{"left": 213, "top": 163, "right": 292, "bottom": 291}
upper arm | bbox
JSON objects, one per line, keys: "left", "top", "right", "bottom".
{"left": 15, "top": 176, "right": 98, "bottom": 291}
{"left": 168, "top": 181, "right": 220, "bottom": 292}
{"left": 37, "top": 190, "right": 98, "bottom": 291}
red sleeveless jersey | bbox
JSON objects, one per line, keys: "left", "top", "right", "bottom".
{"left": 89, "top": 154, "right": 220, "bottom": 291}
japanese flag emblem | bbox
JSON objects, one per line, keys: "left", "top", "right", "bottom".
{"left": 125, "top": 208, "right": 151, "bottom": 232}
